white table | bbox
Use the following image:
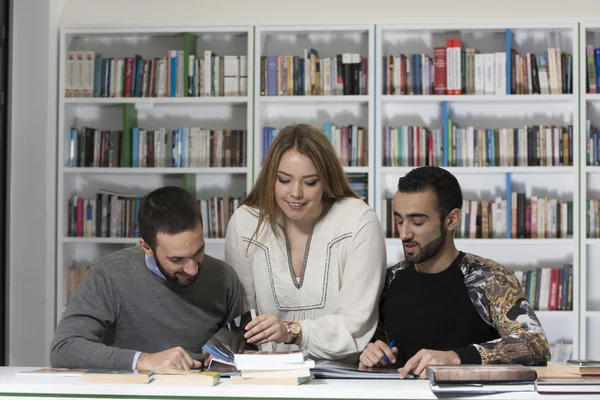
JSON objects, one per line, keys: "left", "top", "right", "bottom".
{"left": 0, "top": 367, "right": 597, "bottom": 400}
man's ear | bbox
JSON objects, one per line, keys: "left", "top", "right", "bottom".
{"left": 445, "top": 208, "right": 461, "bottom": 232}
{"left": 139, "top": 238, "right": 153, "bottom": 257}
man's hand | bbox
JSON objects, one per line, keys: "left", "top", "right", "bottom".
{"left": 244, "top": 313, "right": 288, "bottom": 345}
{"left": 136, "top": 347, "right": 202, "bottom": 371}
{"left": 359, "top": 340, "right": 398, "bottom": 367}
{"left": 202, "top": 350, "right": 213, "bottom": 367}
{"left": 398, "top": 349, "right": 460, "bottom": 379}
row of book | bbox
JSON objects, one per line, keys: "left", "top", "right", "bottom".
{"left": 381, "top": 195, "right": 574, "bottom": 240}
{"left": 259, "top": 51, "right": 368, "bottom": 96}
{"left": 585, "top": 44, "right": 600, "bottom": 94}
{"left": 68, "top": 127, "right": 247, "bottom": 168}
{"left": 65, "top": 50, "right": 248, "bottom": 98}
{"left": 514, "top": 264, "right": 573, "bottom": 311}
{"left": 585, "top": 199, "right": 600, "bottom": 239}
{"left": 348, "top": 173, "right": 368, "bottom": 203}
{"left": 549, "top": 342, "right": 573, "bottom": 363}
{"left": 585, "top": 120, "right": 600, "bottom": 166}
{"left": 382, "top": 43, "right": 572, "bottom": 95}
{"left": 261, "top": 125, "right": 368, "bottom": 167}
{"left": 382, "top": 124, "right": 574, "bottom": 168}
{"left": 66, "top": 192, "right": 243, "bottom": 239}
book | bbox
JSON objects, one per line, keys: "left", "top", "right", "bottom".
{"left": 233, "top": 349, "right": 306, "bottom": 367}
{"left": 536, "top": 375, "right": 600, "bottom": 393}
{"left": 18, "top": 367, "right": 88, "bottom": 377}
{"left": 426, "top": 365, "right": 537, "bottom": 384}
{"left": 548, "top": 361, "right": 600, "bottom": 375}
{"left": 241, "top": 368, "right": 311, "bottom": 379}
{"left": 230, "top": 374, "right": 313, "bottom": 386}
{"left": 154, "top": 370, "right": 220, "bottom": 386}
{"left": 202, "top": 309, "right": 258, "bottom": 364}
{"left": 312, "top": 360, "right": 406, "bottom": 379}
{"left": 430, "top": 382, "right": 536, "bottom": 393}
{"left": 81, "top": 369, "right": 154, "bottom": 384}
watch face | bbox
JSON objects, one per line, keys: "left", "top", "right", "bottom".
{"left": 290, "top": 323, "right": 301, "bottom": 335}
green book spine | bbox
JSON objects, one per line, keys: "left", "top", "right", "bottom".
{"left": 121, "top": 104, "right": 137, "bottom": 168}
{"left": 183, "top": 32, "right": 197, "bottom": 97}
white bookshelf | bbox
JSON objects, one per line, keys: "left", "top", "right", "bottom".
{"left": 254, "top": 25, "right": 375, "bottom": 207}
{"left": 376, "top": 22, "right": 580, "bottom": 359}
{"left": 580, "top": 21, "right": 600, "bottom": 360}
{"left": 56, "top": 26, "right": 254, "bottom": 326}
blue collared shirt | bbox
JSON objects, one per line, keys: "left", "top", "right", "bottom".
{"left": 131, "top": 254, "right": 166, "bottom": 369}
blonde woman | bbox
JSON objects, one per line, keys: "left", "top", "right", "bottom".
{"left": 225, "top": 124, "right": 386, "bottom": 363}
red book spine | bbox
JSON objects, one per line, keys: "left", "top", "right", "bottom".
{"left": 434, "top": 47, "right": 447, "bottom": 95}
{"left": 549, "top": 268, "right": 558, "bottom": 310}
{"left": 124, "top": 58, "right": 134, "bottom": 97}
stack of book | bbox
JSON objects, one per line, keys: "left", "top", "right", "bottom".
{"left": 535, "top": 361, "right": 600, "bottom": 393}
{"left": 231, "top": 350, "right": 314, "bottom": 385}
{"left": 426, "top": 365, "right": 537, "bottom": 394}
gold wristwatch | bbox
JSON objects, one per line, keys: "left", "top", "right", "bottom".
{"left": 283, "top": 321, "right": 301, "bottom": 345}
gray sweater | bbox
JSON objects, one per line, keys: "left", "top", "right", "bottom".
{"left": 50, "top": 246, "right": 243, "bottom": 369}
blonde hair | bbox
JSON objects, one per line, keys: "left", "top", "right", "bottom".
{"left": 241, "top": 123, "right": 358, "bottom": 244}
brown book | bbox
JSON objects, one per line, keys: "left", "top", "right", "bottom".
{"left": 230, "top": 374, "right": 313, "bottom": 386}
{"left": 547, "top": 362, "right": 600, "bottom": 376}
{"left": 154, "top": 370, "right": 219, "bottom": 386}
{"left": 81, "top": 369, "right": 154, "bottom": 384}
{"left": 426, "top": 365, "right": 537, "bottom": 383}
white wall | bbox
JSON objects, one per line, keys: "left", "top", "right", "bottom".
{"left": 58, "top": 0, "right": 600, "bottom": 26}
{"left": 7, "top": 0, "right": 63, "bottom": 366}
{"left": 6, "top": 0, "right": 600, "bottom": 366}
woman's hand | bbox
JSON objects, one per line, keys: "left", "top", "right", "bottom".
{"left": 244, "top": 313, "right": 289, "bottom": 345}
{"left": 359, "top": 340, "right": 398, "bottom": 368}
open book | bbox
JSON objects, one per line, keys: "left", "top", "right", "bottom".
{"left": 312, "top": 360, "right": 406, "bottom": 379}
{"left": 202, "top": 309, "right": 258, "bottom": 365}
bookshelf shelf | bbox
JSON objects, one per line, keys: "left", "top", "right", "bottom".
{"left": 254, "top": 24, "right": 375, "bottom": 206}
{"left": 536, "top": 311, "right": 576, "bottom": 318}
{"left": 62, "top": 167, "right": 250, "bottom": 175}
{"left": 581, "top": 22, "right": 600, "bottom": 360}
{"left": 381, "top": 94, "right": 575, "bottom": 103}
{"left": 63, "top": 96, "right": 250, "bottom": 106}
{"left": 62, "top": 237, "right": 226, "bottom": 245}
{"left": 586, "top": 311, "right": 600, "bottom": 317}
{"left": 47, "top": 21, "right": 591, "bottom": 364}
{"left": 385, "top": 238, "right": 575, "bottom": 247}
{"left": 56, "top": 25, "right": 254, "bottom": 327}
{"left": 259, "top": 95, "right": 369, "bottom": 104}
{"left": 377, "top": 22, "right": 579, "bottom": 361}
{"left": 380, "top": 166, "right": 575, "bottom": 175}
{"left": 584, "top": 94, "right": 600, "bottom": 101}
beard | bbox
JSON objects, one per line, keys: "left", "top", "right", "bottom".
{"left": 403, "top": 225, "right": 446, "bottom": 264}
{"left": 153, "top": 247, "right": 200, "bottom": 287}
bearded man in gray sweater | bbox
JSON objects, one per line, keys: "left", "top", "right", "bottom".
{"left": 50, "top": 186, "right": 243, "bottom": 371}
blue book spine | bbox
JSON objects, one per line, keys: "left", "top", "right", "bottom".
{"left": 595, "top": 48, "right": 600, "bottom": 94}
{"left": 267, "top": 56, "right": 277, "bottom": 96}
{"left": 170, "top": 53, "right": 177, "bottom": 97}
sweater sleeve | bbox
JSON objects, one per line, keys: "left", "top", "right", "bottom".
{"left": 472, "top": 266, "right": 551, "bottom": 366}
{"left": 298, "top": 218, "right": 387, "bottom": 360}
{"left": 49, "top": 266, "right": 138, "bottom": 369}
{"left": 225, "top": 209, "right": 257, "bottom": 313}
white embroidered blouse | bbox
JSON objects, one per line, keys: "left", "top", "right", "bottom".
{"left": 224, "top": 197, "right": 387, "bottom": 362}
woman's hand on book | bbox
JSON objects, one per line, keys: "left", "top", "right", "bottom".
{"left": 359, "top": 340, "right": 398, "bottom": 367}
{"left": 136, "top": 347, "right": 202, "bottom": 371}
{"left": 244, "top": 313, "right": 288, "bottom": 345}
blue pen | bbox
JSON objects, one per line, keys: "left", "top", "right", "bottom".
{"left": 383, "top": 339, "right": 396, "bottom": 362}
